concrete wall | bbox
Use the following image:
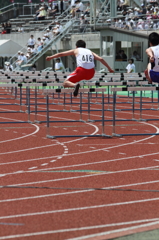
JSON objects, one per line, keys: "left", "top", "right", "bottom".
{"left": 0, "top": 31, "right": 101, "bottom": 71}
{"left": 100, "top": 28, "right": 149, "bottom": 73}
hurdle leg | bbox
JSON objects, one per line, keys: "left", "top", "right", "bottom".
{"left": 25, "top": 86, "right": 28, "bottom": 110}
{"left": 112, "top": 91, "right": 122, "bottom": 137}
{"left": 151, "top": 90, "right": 155, "bottom": 110}
{"left": 101, "top": 91, "right": 111, "bottom": 137}
{"left": 14, "top": 87, "right": 17, "bottom": 100}
{"left": 139, "top": 90, "right": 146, "bottom": 122}
{"left": 27, "top": 87, "right": 32, "bottom": 123}
{"left": 95, "top": 92, "right": 98, "bottom": 104}
{"left": 70, "top": 93, "right": 76, "bottom": 112}
{"left": 132, "top": 90, "right": 136, "bottom": 120}
{"left": 107, "top": 86, "right": 110, "bottom": 110}
{"left": 79, "top": 92, "right": 86, "bottom": 122}
{"left": 19, "top": 85, "right": 24, "bottom": 112}
{"left": 87, "top": 92, "right": 94, "bottom": 122}
{"left": 34, "top": 87, "right": 40, "bottom": 123}
{"left": 46, "top": 94, "right": 54, "bottom": 138}
{"left": 63, "top": 92, "right": 68, "bottom": 112}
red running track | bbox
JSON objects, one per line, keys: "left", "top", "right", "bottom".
{"left": 0, "top": 88, "right": 159, "bottom": 239}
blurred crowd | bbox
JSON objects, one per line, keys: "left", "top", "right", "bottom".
{"left": 109, "top": 1, "right": 159, "bottom": 31}
{"left": 15, "top": 21, "right": 63, "bottom": 70}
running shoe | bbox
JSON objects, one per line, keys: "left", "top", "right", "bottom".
{"left": 73, "top": 83, "right": 80, "bottom": 97}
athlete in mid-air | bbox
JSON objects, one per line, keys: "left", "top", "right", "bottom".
{"left": 145, "top": 32, "right": 159, "bottom": 84}
{"left": 46, "top": 40, "right": 114, "bottom": 96}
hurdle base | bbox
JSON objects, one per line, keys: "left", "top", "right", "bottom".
{"left": 102, "top": 134, "right": 112, "bottom": 138}
{"left": 70, "top": 109, "right": 77, "bottom": 112}
{"left": 79, "top": 119, "right": 87, "bottom": 123}
{"left": 138, "top": 119, "right": 147, "bottom": 122}
{"left": 28, "top": 120, "right": 34, "bottom": 124}
{"left": 46, "top": 134, "right": 112, "bottom": 139}
{"left": 47, "top": 135, "right": 56, "bottom": 139}
{"left": 112, "top": 133, "right": 122, "bottom": 137}
{"left": 34, "top": 120, "right": 41, "bottom": 124}
{"left": 87, "top": 119, "right": 95, "bottom": 123}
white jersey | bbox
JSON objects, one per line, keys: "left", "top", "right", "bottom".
{"left": 126, "top": 63, "right": 136, "bottom": 73}
{"left": 150, "top": 45, "right": 159, "bottom": 72}
{"left": 76, "top": 48, "right": 95, "bottom": 69}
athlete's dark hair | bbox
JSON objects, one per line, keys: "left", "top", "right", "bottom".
{"left": 128, "top": 58, "right": 134, "bottom": 63}
{"left": 149, "top": 32, "right": 159, "bottom": 46}
{"left": 76, "top": 40, "right": 86, "bottom": 48}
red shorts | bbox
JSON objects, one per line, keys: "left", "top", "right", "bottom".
{"left": 67, "top": 67, "right": 95, "bottom": 83}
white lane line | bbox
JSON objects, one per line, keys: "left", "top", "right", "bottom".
{"left": 0, "top": 219, "right": 159, "bottom": 240}
{"left": 0, "top": 123, "right": 99, "bottom": 156}
{"left": 50, "top": 160, "right": 56, "bottom": 163}
{"left": 6, "top": 164, "right": 159, "bottom": 186}
{"left": 1, "top": 196, "right": 159, "bottom": 220}
{"left": 0, "top": 123, "right": 39, "bottom": 144}
{"left": 28, "top": 167, "right": 37, "bottom": 170}
{"left": 69, "top": 220, "right": 159, "bottom": 240}
{"left": 0, "top": 122, "right": 157, "bottom": 167}
{"left": 1, "top": 178, "right": 159, "bottom": 203}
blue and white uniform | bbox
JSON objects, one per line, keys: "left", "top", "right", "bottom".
{"left": 150, "top": 45, "right": 159, "bottom": 83}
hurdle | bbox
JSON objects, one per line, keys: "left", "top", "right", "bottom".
{"left": 43, "top": 88, "right": 111, "bottom": 139}
{"left": 21, "top": 79, "right": 154, "bottom": 124}
{"left": 111, "top": 86, "right": 159, "bottom": 137}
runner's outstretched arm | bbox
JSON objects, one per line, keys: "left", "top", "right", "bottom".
{"left": 92, "top": 52, "right": 114, "bottom": 73}
{"left": 46, "top": 50, "right": 75, "bottom": 61}
{"left": 146, "top": 48, "right": 154, "bottom": 62}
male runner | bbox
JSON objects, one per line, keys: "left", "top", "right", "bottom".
{"left": 145, "top": 32, "right": 159, "bottom": 84}
{"left": 46, "top": 40, "right": 114, "bottom": 96}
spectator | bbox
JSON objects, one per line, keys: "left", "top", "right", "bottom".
{"left": 17, "top": 24, "right": 24, "bottom": 33}
{"left": 1, "top": 23, "right": 7, "bottom": 34}
{"left": 6, "top": 21, "right": 11, "bottom": 34}
{"left": 71, "top": 0, "right": 76, "bottom": 6}
{"left": 19, "top": 52, "right": 27, "bottom": 65}
{"left": 30, "top": 46, "right": 37, "bottom": 56}
{"left": 37, "top": 41, "right": 44, "bottom": 53}
{"left": 140, "top": 3, "right": 147, "bottom": 19}
{"left": 131, "top": 51, "right": 140, "bottom": 60}
{"left": 53, "top": 26, "right": 60, "bottom": 36}
{"left": 117, "top": 0, "right": 122, "bottom": 11}
{"left": 79, "top": 14, "right": 87, "bottom": 32}
{"left": 126, "top": 59, "right": 136, "bottom": 73}
{"left": 42, "top": 37, "right": 47, "bottom": 45}
{"left": 4, "top": 62, "right": 13, "bottom": 71}
{"left": 45, "top": 34, "right": 50, "bottom": 43}
{"left": 46, "top": 28, "right": 53, "bottom": 39}
{"left": 27, "top": 35, "right": 36, "bottom": 48}
{"left": 75, "top": 0, "right": 84, "bottom": 14}
{"left": 55, "top": 58, "right": 64, "bottom": 71}
{"left": 136, "top": 18, "right": 144, "bottom": 30}
{"left": 60, "top": 0, "right": 64, "bottom": 14}
{"left": 84, "top": 2, "right": 90, "bottom": 16}
{"left": 36, "top": 6, "right": 46, "bottom": 21}
{"left": 36, "top": 37, "right": 42, "bottom": 48}
{"left": 71, "top": 0, "right": 84, "bottom": 17}
{"left": 49, "top": 2, "right": 59, "bottom": 18}
{"left": 116, "top": 50, "right": 127, "bottom": 61}
{"left": 121, "top": 0, "right": 130, "bottom": 11}
{"left": 15, "top": 51, "right": 22, "bottom": 68}
{"left": 27, "top": 47, "right": 33, "bottom": 56}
